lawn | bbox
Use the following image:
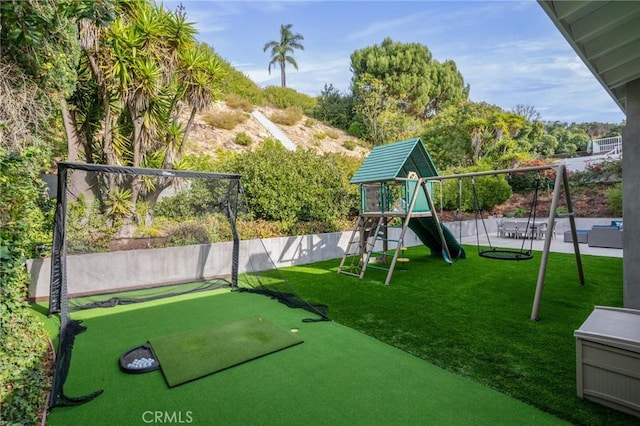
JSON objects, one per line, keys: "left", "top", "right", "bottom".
{"left": 275, "top": 244, "right": 635, "bottom": 425}
{"left": 39, "top": 244, "right": 636, "bottom": 425}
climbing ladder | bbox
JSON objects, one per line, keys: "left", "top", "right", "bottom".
{"left": 338, "top": 216, "right": 383, "bottom": 278}
{"left": 338, "top": 178, "right": 451, "bottom": 285}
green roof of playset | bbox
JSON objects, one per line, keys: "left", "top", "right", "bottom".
{"left": 349, "top": 138, "right": 439, "bottom": 184}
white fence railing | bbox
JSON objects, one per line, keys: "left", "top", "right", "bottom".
{"left": 591, "top": 136, "right": 622, "bottom": 154}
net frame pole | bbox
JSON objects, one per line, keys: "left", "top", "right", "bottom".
{"left": 47, "top": 162, "right": 243, "bottom": 409}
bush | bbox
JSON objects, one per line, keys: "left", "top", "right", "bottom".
{"left": 1, "top": 146, "right": 51, "bottom": 424}
{"left": 66, "top": 196, "right": 114, "bottom": 253}
{"left": 347, "top": 117, "right": 367, "bottom": 139}
{"left": 606, "top": 183, "right": 622, "bottom": 216}
{"left": 311, "top": 83, "right": 355, "bottom": 131}
{"left": 224, "top": 94, "right": 254, "bottom": 112}
{"left": 343, "top": 140, "right": 356, "bottom": 151}
{"left": 234, "top": 132, "right": 253, "bottom": 146}
{"left": 326, "top": 129, "right": 340, "bottom": 139}
{"left": 214, "top": 54, "right": 264, "bottom": 105}
{"left": 568, "top": 158, "right": 622, "bottom": 186}
{"left": 435, "top": 167, "right": 512, "bottom": 212}
{"left": 269, "top": 107, "right": 302, "bottom": 126}
{"left": 506, "top": 159, "right": 556, "bottom": 192}
{"left": 203, "top": 110, "right": 248, "bottom": 130}
{"left": 222, "top": 143, "right": 359, "bottom": 225}
{"left": 262, "top": 86, "right": 316, "bottom": 114}
{"left": 165, "top": 221, "right": 211, "bottom": 246}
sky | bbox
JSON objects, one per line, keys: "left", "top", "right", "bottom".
{"left": 163, "top": 0, "right": 626, "bottom": 124}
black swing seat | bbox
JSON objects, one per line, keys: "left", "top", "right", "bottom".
{"left": 478, "top": 248, "right": 533, "bottom": 261}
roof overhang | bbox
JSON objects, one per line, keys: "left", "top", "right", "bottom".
{"left": 538, "top": 0, "right": 640, "bottom": 114}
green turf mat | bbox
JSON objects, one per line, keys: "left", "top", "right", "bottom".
{"left": 149, "top": 315, "right": 303, "bottom": 387}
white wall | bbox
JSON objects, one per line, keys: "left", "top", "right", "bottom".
{"left": 27, "top": 217, "right": 619, "bottom": 301}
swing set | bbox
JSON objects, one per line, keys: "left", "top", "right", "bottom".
{"left": 472, "top": 173, "right": 541, "bottom": 261}
{"left": 425, "top": 163, "right": 585, "bottom": 321}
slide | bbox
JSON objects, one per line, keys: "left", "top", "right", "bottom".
{"left": 408, "top": 217, "right": 466, "bottom": 264}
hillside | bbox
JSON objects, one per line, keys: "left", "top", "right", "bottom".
{"left": 184, "top": 101, "right": 370, "bottom": 160}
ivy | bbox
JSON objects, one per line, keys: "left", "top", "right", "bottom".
{"left": 0, "top": 146, "right": 52, "bottom": 424}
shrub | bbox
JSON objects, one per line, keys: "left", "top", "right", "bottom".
{"left": 203, "top": 110, "right": 248, "bottom": 130}
{"left": 435, "top": 167, "right": 512, "bottom": 212}
{"left": 347, "top": 119, "right": 367, "bottom": 139}
{"left": 222, "top": 143, "right": 359, "bottom": 224}
{"left": 269, "top": 107, "right": 302, "bottom": 126}
{"left": 326, "top": 129, "right": 340, "bottom": 139}
{"left": 311, "top": 83, "right": 355, "bottom": 131}
{"left": 568, "top": 158, "right": 622, "bottom": 186}
{"left": 304, "top": 118, "right": 316, "bottom": 127}
{"left": 214, "top": 53, "right": 264, "bottom": 105}
{"left": 224, "top": 94, "right": 254, "bottom": 112}
{"left": 343, "top": 140, "right": 356, "bottom": 151}
{"left": 606, "top": 183, "right": 622, "bottom": 216}
{"left": 262, "top": 86, "right": 316, "bottom": 114}
{"left": 314, "top": 131, "right": 327, "bottom": 140}
{"left": 66, "top": 196, "right": 114, "bottom": 253}
{"left": 234, "top": 132, "right": 253, "bottom": 147}
{"left": 165, "top": 221, "right": 211, "bottom": 246}
{"left": 506, "top": 159, "right": 556, "bottom": 192}
{"left": 1, "top": 146, "right": 51, "bottom": 424}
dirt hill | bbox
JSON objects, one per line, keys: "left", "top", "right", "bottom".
{"left": 184, "top": 101, "right": 369, "bottom": 160}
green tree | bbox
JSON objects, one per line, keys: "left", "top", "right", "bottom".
{"left": 352, "top": 75, "right": 391, "bottom": 145}
{"left": 312, "top": 83, "right": 355, "bottom": 131}
{"left": 64, "top": 0, "right": 224, "bottom": 218}
{"left": 543, "top": 122, "right": 591, "bottom": 155}
{"left": 533, "top": 134, "right": 558, "bottom": 156}
{"left": 263, "top": 23, "right": 304, "bottom": 88}
{"left": 350, "top": 37, "right": 469, "bottom": 120}
{"left": 423, "top": 101, "right": 533, "bottom": 169}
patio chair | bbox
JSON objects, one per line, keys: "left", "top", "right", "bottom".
{"left": 502, "top": 221, "right": 520, "bottom": 239}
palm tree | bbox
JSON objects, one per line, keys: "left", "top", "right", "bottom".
{"left": 263, "top": 24, "right": 304, "bottom": 88}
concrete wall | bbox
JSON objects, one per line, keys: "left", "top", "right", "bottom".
{"left": 27, "top": 217, "right": 621, "bottom": 301}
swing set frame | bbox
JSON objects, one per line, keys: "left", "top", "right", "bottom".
{"left": 424, "top": 164, "right": 585, "bottom": 321}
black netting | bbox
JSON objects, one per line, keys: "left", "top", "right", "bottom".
{"left": 48, "top": 162, "right": 329, "bottom": 410}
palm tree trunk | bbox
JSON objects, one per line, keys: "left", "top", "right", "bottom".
{"left": 280, "top": 60, "right": 286, "bottom": 88}
{"left": 60, "top": 98, "right": 82, "bottom": 162}
{"left": 176, "top": 107, "right": 197, "bottom": 161}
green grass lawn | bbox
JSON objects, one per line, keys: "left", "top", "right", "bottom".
{"left": 275, "top": 245, "right": 635, "bottom": 425}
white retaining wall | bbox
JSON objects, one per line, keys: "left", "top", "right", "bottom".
{"left": 27, "top": 218, "right": 620, "bottom": 300}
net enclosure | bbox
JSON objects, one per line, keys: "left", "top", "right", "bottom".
{"left": 48, "top": 162, "right": 328, "bottom": 410}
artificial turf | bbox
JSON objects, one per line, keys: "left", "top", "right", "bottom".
{"left": 38, "top": 244, "right": 636, "bottom": 425}
{"left": 42, "top": 288, "right": 565, "bottom": 426}
{"left": 279, "top": 245, "right": 635, "bottom": 425}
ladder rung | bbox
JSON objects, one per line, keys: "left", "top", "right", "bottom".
{"left": 367, "top": 264, "right": 390, "bottom": 271}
